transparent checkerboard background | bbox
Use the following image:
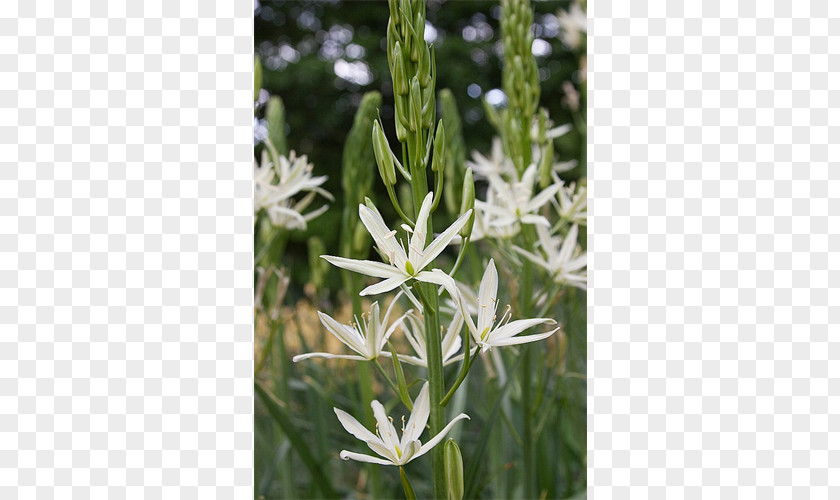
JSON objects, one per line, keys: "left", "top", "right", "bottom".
{"left": 1, "top": 0, "right": 253, "bottom": 498}
{"left": 2, "top": 0, "right": 838, "bottom": 497}
{"left": 589, "top": 0, "right": 839, "bottom": 498}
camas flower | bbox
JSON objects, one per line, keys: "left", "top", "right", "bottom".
{"left": 254, "top": 150, "right": 333, "bottom": 230}
{"left": 322, "top": 192, "right": 472, "bottom": 297}
{"left": 292, "top": 296, "right": 409, "bottom": 362}
{"left": 514, "top": 224, "right": 587, "bottom": 290}
{"left": 398, "top": 311, "right": 475, "bottom": 368}
{"left": 463, "top": 259, "right": 559, "bottom": 353}
{"left": 475, "top": 163, "right": 561, "bottom": 231}
{"left": 334, "top": 382, "right": 469, "bottom": 466}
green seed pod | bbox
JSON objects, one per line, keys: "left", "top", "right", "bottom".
{"left": 459, "top": 168, "right": 475, "bottom": 239}
{"left": 444, "top": 439, "right": 464, "bottom": 500}
{"left": 431, "top": 120, "right": 445, "bottom": 173}
{"left": 253, "top": 56, "right": 262, "bottom": 103}
{"left": 372, "top": 120, "right": 397, "bottom": 186}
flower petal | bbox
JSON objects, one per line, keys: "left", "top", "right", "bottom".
{"left": 487, "top": 328, "right": 558, "bottom": 347}
{"left": 487, "top": 318, "right": 556, "bottom": 343}
{"left": 292, "top": 352, "right": 367, "bottom": 362}
{"left": 322, "top": 255, "right": 406, "bottom": 280}
{"left": 359, "top": 204, "right": 408, "bottom": 269}
{"left": 334, "top": 408, "right": 379, "bottom": 443}
{"left": 360, "top": 275, "right": 411, "bottom": 296}
{"left": 525, "top": 183, "right": 563, "bottom": 213}
{"left": 339, "top": 450, "right": 395, "bottom": 466}
{"left": 371, "top": 400, "right": 400, "bottom": 451}
{"left": 414, "top": 209, "right": 474, "bottom": 272}
{"left": 512, "top": 246, "right": 551, "bottom": 271}
{"left": 318, "top": 311, "right": 367, "bottom": 356}
{"left": 401, "top": 382, "right": 430, "bottom": 448}
{"left": 477, "top": 260, "right": 498, "bottom": 337}
{"left": 410, "top": 193, "right": 434, "bottom": 266}
{"left": 414, "top": 413, "right": 470, "bottom": 460}
{"left": 365, "top": 439, "right": 399, "bottom": 463}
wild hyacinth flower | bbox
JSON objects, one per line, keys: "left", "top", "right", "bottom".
{"left": 514, "top": 224, "right": 587, "bottom": 290}
{"left": 557, "top": 2, "right": 587, "bottom": 51}
{"left": 334, "top": 382, "right": 469, "bottom": 466}
{"left": 292, "top": 297, "right": 409, "bottom": 362}
{"left": 322, "top": 192, "right": 471, "bottom": 297}
{"left": 253, "top": 150, "right": 334, "bottom": 230}
{"left": 463, "top": 259, "right": 559, "bottom": 353}
{"left": 475, "top": 163, "right": 561, "bottom": 230}
{"left": 552, "top": 180, "right": 587, "bottom": 227}
{"left": 398, "top": 311, "right": 475, "bottom": 368}
{"left": 466, "top": 137, "right": 517, "bottom": 181}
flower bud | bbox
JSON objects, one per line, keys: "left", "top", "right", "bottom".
{"left": 444, "top": 439, "right": 464, "bottom": 500}
{"left": 459, "top": 168, "right": 475, "bottom": 239}
{"left": 393, "top": 42, "right": 408, "bottom": 96}
{"left": 422, "top": 85, "right": 435, "bottom": 129}
{"left": 432, "top": 120, "right": 445, "bottom": 172}
{"left": 253, "top": 56, "right": 262, "bottom": 103}
{"left": 409, "top": 77, "right": 422, "bottom": 133}
{"left": 411, "top": 13, "right": 423, "bottom": 62}
{"left": 388, "top": 0, "right": 399, "bottom": 26}
{"left": 372, "top": 120, "right": 397, "bottom": 186}
{"left": 539, "top": 138, "right": 554, "bottom": 189}
{"left": 418, "top": 42, "right": 431, "bottom": 88}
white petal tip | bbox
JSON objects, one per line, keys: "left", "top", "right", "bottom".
{"left": 339, "top": 451, "right": 351, "bottom": 461}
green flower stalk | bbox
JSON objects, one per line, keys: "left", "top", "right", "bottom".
{"left": 266, "top": 96, "right": 288, "bottom": 157}
{"left": 500, "top": 0, "right": 540, "bottom": 173}
{"left": 439, "top": 89, "right": 466, "bottom": 217}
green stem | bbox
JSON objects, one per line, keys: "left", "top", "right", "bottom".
{"left": 440, "top": 321, "right": 473, "bottom": 407}
{"left": 400, "top": 466, "right": 418, "bottom": 500}
{"left": 420, "top": 284, "right": 446, "bottom": 500}
{"left": 518, "top": 226, "right": 536, "bottom": 500}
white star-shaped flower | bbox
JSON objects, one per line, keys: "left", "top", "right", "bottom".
{"left": 334, "top": 382, "right": 469, "bottom": 466}
{"left": 322, "top": 192, "right": 471, "bottom": 297}
{"left": 292, "top": 297, "right": 409, "bottom": 362}
{"left": 462, "top": 259, "right": 559, "bottom": 352}
{"left": 514, "top": 224, "right": 587, "bottom": 290}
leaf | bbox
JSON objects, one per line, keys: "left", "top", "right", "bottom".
{"left": 254, "top": 381, "right": 338, "bottom": 499}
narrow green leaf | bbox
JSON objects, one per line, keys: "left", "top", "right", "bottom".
{"left": 254, "top": 382, "right": 338, "bottom": 499}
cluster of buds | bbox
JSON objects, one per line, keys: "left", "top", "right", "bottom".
{"left": 501, "top": 0, "right": 540, "bottom": 121}
{"left": 500, "top": 0, "right": 541, "bottom": 173}
{"left": 386, "top": 0, "right": 436, "bottom": 146}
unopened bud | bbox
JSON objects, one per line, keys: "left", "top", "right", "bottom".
{"left": 459, "top": 169, "right": 475, "bottom": 239}
{"left": 432, "top": 120, "right": 445, "bottom": 172}
{"left": 411, "top": 13, "right": 423, "bottom": 62}
{"left": 418, "top": 42, "right": 431, "bottom": 88}
{"left": 372, "top": 120, "right": 397, "bottom": 186}
{"left": 388, "top": 0, "right": 399, "bottom": 25}
{"left": 409, "top": 77, "right": 422, "bottom": 132}
{"left": 539, "top": 139, "right": 554, "bottom": 189}
{"left": 253, "top": 56, "right": 262, "bottom": 103}
{"left": 444, "top": 439, "right": 464, "bottom": 500}
{"left": 393, "top": 42, "right": 408, "bottom": 96}
{"left": 422, "top": 85, "right": 435, "bottom": 129}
